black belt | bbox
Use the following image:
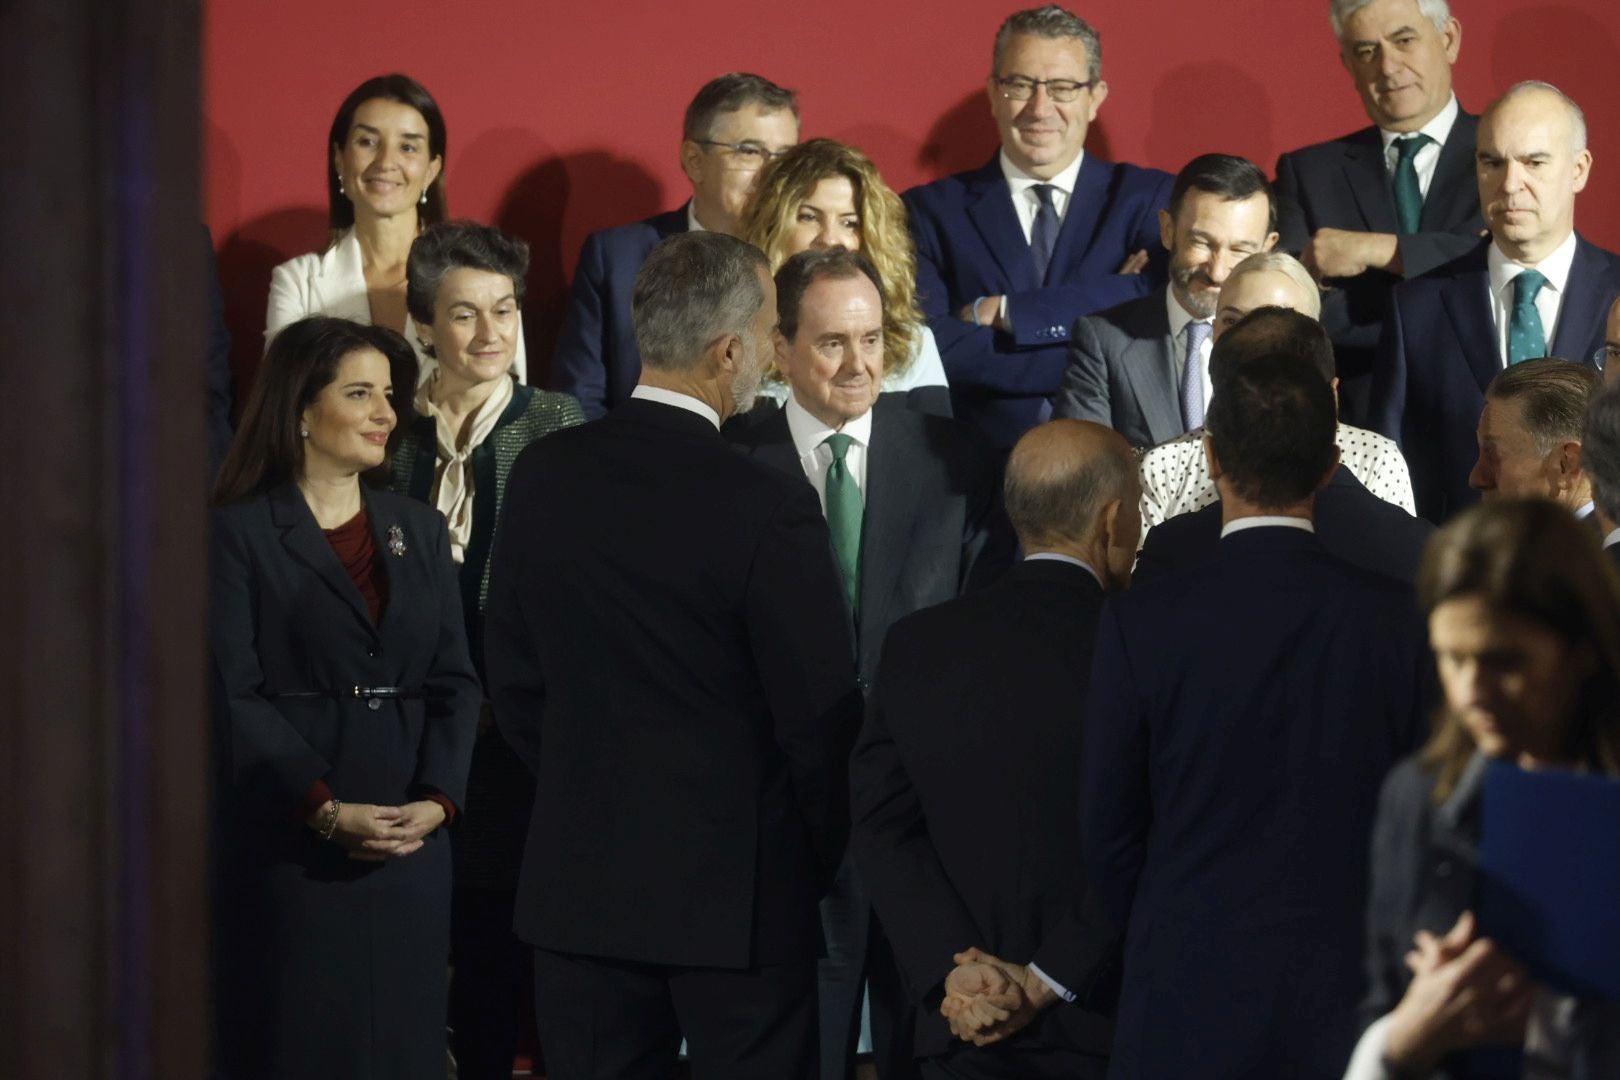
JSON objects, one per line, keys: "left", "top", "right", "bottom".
{"left": 272, "top": 686, "right": 427, "bottom": 701}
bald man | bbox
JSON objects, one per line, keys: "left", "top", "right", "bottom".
{"left": 1372, "top": 80, "right": 1620, "bottom": 522}
{"left": 851, "top": 419, "right": 1139, "bottom": 1080}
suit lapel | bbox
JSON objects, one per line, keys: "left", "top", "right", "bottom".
{"left": 269, "top": 484, "right": 379, "bottom": 636}
{"left": 1439, "top": 255, "right": 1500, "bottom": 394}
{"left": 311, "top": 229, "right": 372, "bottom": 323}
{"left": 1421, "top": 111, "right": 1478, "bottom": 231}
{"left": 857, "top": 409, "right": 917, "bottom": 646}
{"left": 735, "top": 406, "right": 802, "bottom": 477}
{"left": 1047, "top": 154, "right": 1111, "bottom": 284}
{"left": 1342, "top": 129, "right": 1399, "bottom": 234}
{"left": 1118, "top": 295, "right": 1182, "bottom": 442}
{"left": 965, "top": 159, "right": 1040, "bottom": 292}
{"left": 1550, "top": 237, "right": 1613, "bottom": 365}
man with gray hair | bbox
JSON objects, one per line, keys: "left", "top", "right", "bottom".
{"left": 903, "top": 4, "right": 1172, "bottom": 449}
{"left": 1372, "top": 80, "right": 1620, "bottom": 522}
{"left": 1581, "top": 380, "right": 1620, "bottom": 564}
{"left": 1470, "top": 358, "right": 1601, "bottom": 525}
{"left": 487, "top": 231, "right": 863, "bottom": 1077}
{"left": 1275, "top": 0, "right": 1483, "bottom": 426}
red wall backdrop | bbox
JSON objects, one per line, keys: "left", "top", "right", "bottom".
{"left": 204, "top": 0, "right": 1620, "bottom": 396}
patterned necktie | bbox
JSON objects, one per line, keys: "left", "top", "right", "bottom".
{"left": 1392, "top": 133, "right": 1433, "bottom": 235}
{"left": 1030, "top": 183, "right": 1060, "bottom": 283}
{"left": 822, "top": 433, "right": 863, "bottom": 617}
{"left": 1508, "top": 270, "right": 1548, "bottom": 366}
{"left": 1180, "top": 320, "right": 1212, "bottom": 431}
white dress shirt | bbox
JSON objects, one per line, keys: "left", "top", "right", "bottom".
{"left": 1379, "top": 93, "right": 1460, "bottom": 200}
{"left": 1000, "top": 149, "right": 1085, "bottom": 244}
{"left": 784, "top": 393, "right": 873, "bottom": 514}
{"left": 1220, "top": 516, "right": 1315, "bottom": 538}
{"left": 629, "top": 384, "right": 720, "bottom": 430}
{"left": 1166, "top": 285, "right": 1216, "bottom": 407}
{"left": 1606, "top": 527, "right": 1620, "bottom": 550}
{"left": 1023, "top": 551, "right": 1102, "bottom": 586}
{"left": 685, "top": 199, "right": 707, "bottom": 233}
{"left": 1487, "top": 231, "right": 1579, "bottom": 367}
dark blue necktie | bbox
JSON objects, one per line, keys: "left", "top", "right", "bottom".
{"left": 1030, "top": 184, "right": 1059, "bottom": 283}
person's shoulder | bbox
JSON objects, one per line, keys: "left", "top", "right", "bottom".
{"left": 903, "top": 157, "right": 998, "bottom": 207}
{"left": 517, "top": 385, "right": 586, "bottom": 422}
{"left": 1395, "top": 238, "right": 1491, "bottom": 297}
{"left": 1276, "top": 124, "right": 1379, "bottom": 168}
{"left": 877, "top": 396, "right": 995, "bottom": 462}
{"left": 1379, "top": 754, "right": 1439, "bottom": 816}
{"left": 581, "top": 207, "right": 685, "bottom": 252}
{"left": 1095, "top": 157, "right": 1174, "bottom": 191}
{"left": 1577, "top": 234, "right": 1620, "bottom": 279}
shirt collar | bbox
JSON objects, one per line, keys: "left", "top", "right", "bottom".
{"left": 1378, "top": 92, "right": 1460, "bottom": 154}
{"left": 784, "top": 392, "right": 874, "bottom": 460}
{"left": 1165, "top": 283, "right": 1212, "bottom": 340}
{"left": 1000, "top": 148, "right": 1085, "bottom": 200}
{"left": 1605, "top": 527, "right": 1620, "bottom": 550}
{"left": 1219, "top": 515, "right": 1316, "bottom": 538}
{"left": 630, "top": 384, "right": 720, "bottom": 429}
{"left": 685, "top": 199, "right": 707, "bottom": 233}
{"left": 1023, "top": 551, "right": 1103, "bottom": 587}
{"left": 1576, "top": 500, "right": 1596, "bottom": 520}
{"left": 1488, "top": 228, "right": 1579, "bottom": 297}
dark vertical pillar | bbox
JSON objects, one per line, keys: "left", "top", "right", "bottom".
{"left": 0, "top": 2, "right": 207, "bottom": 1077}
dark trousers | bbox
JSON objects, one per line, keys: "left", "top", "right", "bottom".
{"left": 450, "top": 887, "right": 533, "bottom": 1080}
{"left": 920, "top": 1046, "right": 1109, "bottom": 1080}
{"left": 818, "top": 855, "right": 920, "bottom": 1080}
{"left": 533, "top": 947, "right": 817, "bottom": 1080}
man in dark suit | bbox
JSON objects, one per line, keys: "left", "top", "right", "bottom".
{"left": 1080, "top": 352, "right": 1427, "bottom": 1078}
{"left": 1372, "top": 81, "right": 1620, "bottom": 522}
{"left": 1052, "top": 154, "right": 1277, "bottom": 448}
{"left": 729, "top": 247, "right": 1012, "bottom": 1080}
{"left": 1581, "top": 380, "right": 1620, "bottom": 565}
{"left": 1274, "top": 0, "right": 1481, "bottom": 426}
{"left": 1470, "top": 359, "right": 1599, "bottom": 529}
{"left": 903, "top": 5, "right": 1171, "bottom": 449}
{"left": 1135, "top": 308, "right": 1433, "bottom": 584}
{"left": 486, "top": 232, "right": 863, "bottom": 1079}
{"left": 850, "top": 418, "right": 1140, "bottom": 1080}
{"left": 549, "top": 73, "right": 799, "bottom": 418}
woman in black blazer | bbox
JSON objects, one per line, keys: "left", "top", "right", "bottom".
{"left": 209, "top": 315, "right": 479, "bottom": 1080}
{"left": 1347, "top": 500, "right": 1620, "bottom": 1079}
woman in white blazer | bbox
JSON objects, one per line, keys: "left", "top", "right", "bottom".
{"left": 264, "top": 74, "right": 528, "bottom": 383}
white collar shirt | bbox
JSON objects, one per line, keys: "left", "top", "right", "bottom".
{"left": 1379, "top": 93, "right": 1460, "bottom": 200}
{"left": 1220, "top": 516, "right": 1316, "bottom": 538}
{"left": 1486, "top": 231, "right": 1579, "bottom": 367}
{"left": 685, "top": 199, "right": 708, "bottom": 233}
{"left": 1023, "top": 552, "right": 1103, "bottom": 588}
{"left": 1000, "top": 149, "right": 1085, "bottom": 244}
{"left": 629, "top": 384, "right": 720, "bottom": 430}
{"left": 785, "top": 393, "right": 874, "bottom": 514}
{"left": 1166, "top": 285, "right": 1216, "bottom": 407}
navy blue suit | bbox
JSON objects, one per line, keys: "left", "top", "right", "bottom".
{"left": 549, "top": 206, "right": 689, "bottom": 419}
{"left": 1371, "top": 236, "right": 1620, "bottom": 522}
{"left": 904, "top": 154, "right": 1171, "bottom": 448}
{"left": 1080, "top": 527, "right": 1426, "bottom": 1079}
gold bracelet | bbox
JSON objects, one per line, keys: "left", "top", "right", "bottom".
{"left": 319, "top": 798, "right": 343, "bottom": 841}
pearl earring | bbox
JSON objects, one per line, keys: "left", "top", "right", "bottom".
{"left": 300, "top": 428, "right": 310, "bottom": 439}
{"left": 337, "top": 174, "right": 345, "bottom": 197}
{"left": 420, "top": 189, "right": 428, "bottom": 206}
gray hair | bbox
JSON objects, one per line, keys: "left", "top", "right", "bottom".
{"left": 406, "top": 220, "right": 529, "bottom": 331}
{"left": 993, "top": 5, "right": 1102, "bottom": 83}
{"left": 1224, "top": 252, "right": 1323, "bottom": 320}
{"left": 1330, "top": 0, "right": 1451, "bottom": 40}
{"left": 1004, "top": 425, "right": 1135, "bottom": 549}
{"left": 1584, "top": 380, "right": 1620, "bottom": 523}
{"left": 683, "top": 73, "right": 799, "bottom": 142}
{"left": 632, "top": 233, "right": 769, "bottom": 372}
{"left": 1490, "top": 80, "right": 1589, "bottom": 153}
{"left": 1488, "top": 357, "right": 1601, "bottom": 457}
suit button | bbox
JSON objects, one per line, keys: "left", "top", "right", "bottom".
{"left": 367, "top": 697, "right": 382, "bottom": 711}
{"left": 367, "top": 647, "right": 380, "bottom": 658}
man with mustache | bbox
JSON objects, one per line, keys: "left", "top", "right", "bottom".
{"left": 1051, "top": 154, "right": 1277, "bottom": 448}
{"left": 1371, "top": 81, "right": 1620, "bottom": 522}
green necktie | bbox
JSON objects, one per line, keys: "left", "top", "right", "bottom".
{"left": 1508, "top": 270, "right": 1548, "bottom": 366}
{"left": 1392, "top": 133, "right": 1432, "bottom": 234}
{"left": 822, "top": 433, "right": 863, "bottom": 617}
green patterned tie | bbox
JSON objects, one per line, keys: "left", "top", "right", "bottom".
{"left": 1392, "top": 133, "right": 1432, "bottom": 234}
{"left": 822, "top": 433, "right": 863, "bottom": 617}
{"left": 1508, "top": 270, "right": 1548, "bottom": 366}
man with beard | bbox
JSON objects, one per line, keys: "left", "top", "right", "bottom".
{"left": 1053, "top": 154, "right": 1277, "bottom": 448}
{"left": 486, "top": 231, "right": 864, "bottom": 1077}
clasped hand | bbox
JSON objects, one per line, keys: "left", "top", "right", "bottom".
{"left": 939, "top": 946, "right": 1057, "bottom": 1046}
{"left": 307, "top": 799, "right": 446, "bottom": 862}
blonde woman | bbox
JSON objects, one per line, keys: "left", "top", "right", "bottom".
{"left": 738, "top": 138, "right": 950, "bottom": 416}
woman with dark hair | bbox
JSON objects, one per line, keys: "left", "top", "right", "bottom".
{"left": 263, "top": 74, "right": 527, "bottom": 382}
{"left": 737, "top": 137, "right": 950, "bottom": 415}
{"left": 388, "top": 220, "right": 582, "bottom": 1078}
{"left": 1346, "top": 500, "right": 1620, "bottom": 1079}
{"left": 211, "top": 315, "right": 479, "bottom": 1079}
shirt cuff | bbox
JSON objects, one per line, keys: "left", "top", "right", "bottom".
{"left": 998, "top": 294, "right": 1011, "bottom": 330}
{"left": 1343, "top": 1014, "right": 1400, "bottom": 1080}
{"left": 424, "top": 792, "right": 457, "bottom": 825}
{"left": 300, "top": 779, "right": 334, "bottom": 824}
{"left": 1028, "top": 962, "right": 1076, "bottom": 1004}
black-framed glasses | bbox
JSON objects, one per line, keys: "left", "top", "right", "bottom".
{"left": 994, "top": 75, "right": 1097, "bottom": 103}
{"left": 693, "top": 140, "right": 789, "bottom": 167}
{"left": 1594, "top": 344, "right": 1620, "bottom": 371}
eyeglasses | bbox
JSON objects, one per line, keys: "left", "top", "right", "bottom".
{"left": 1594, "top": 344, "right": 1620, "bottom": 370}
{"left": 994, "top": 76, "right": 1097, "bottom": 103}
{"left": 693, "top": 140, "right": 789, "bottom": 167}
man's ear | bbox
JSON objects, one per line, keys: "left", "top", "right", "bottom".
{"left": 1099, "top": 496, "right": 1123, "bottom": 551}
{"left": 679, "top": 140, "right": 705, "bottom": 186}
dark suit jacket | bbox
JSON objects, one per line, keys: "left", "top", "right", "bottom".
{"left": 1134, "top": 467, "right": 1435, "bottom": 585}
{"left": 726, "top": 393, "right": 1013, "bottom": 685}
{"left": 1080, "top": 527, "right": 1426, "bottom": 1079}
{"left": 1371, "top": 236, "right": 1620, "bottom": 522}
{"left": 485, "top": 398, "right": 863, "bottom": 969}
{"left": 851, "top": 559, "right": 1118, "bottom": 1068}
{"left": 1051, "top": 288, "right": 1184, "bottom": 448}
{"left": 548, "top": 206, "right": 688, "bottom": 419}
{"left": 1275, "top": 111, "right": 1484, "bottom": 425}
{"left": 904, "top": 154, "right": 1172, "bottom": 448}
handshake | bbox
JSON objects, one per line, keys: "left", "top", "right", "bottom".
{"left": 939, "top": 946, "right": 1059, "bottom": 1046}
